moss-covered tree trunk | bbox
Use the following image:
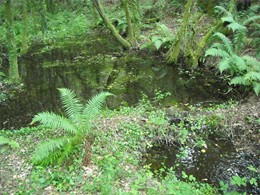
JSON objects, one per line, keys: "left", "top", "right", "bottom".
{"left": 132, "top": 0, "right": 141, "bottom": 37}
{"left": 5, "top": 0, "right": 19, "bottom": 82}
{"left": 93, "top": 0, "right": 131, "bottom": 49}
{"left": 167, "top": 0, "right": 194, "bottom": 63}
{"left": 21, "top": 0, "right": 28, "bottom": 53}
{"left": 121, "top": 0, "right": 135, "bottom": 45}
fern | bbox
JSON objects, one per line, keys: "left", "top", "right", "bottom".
{"left": 253, "top": 83, "right": 260, "bottom": 95}
{"left": 206, "top": 23, "right": 260, "bottom": 95}
{"left": 222, "top": 15, "right": 246, "bottom": 32}
{"left": 58, "top": 88, "right": 83, "bottom": 124}
{"left": 31, "top": 88, "right": 112, "bottom": 165}
{"left": 205, "top": 48, "right": 230, "bottom": 58}
{"left": 32, "top": 112, "right": 78, "bottom": 135}
{"left": 213, "top": 32, "right": 234, "bottom": 55}
{"left": 243, "top": 15, "right": 260, "bottom": 26}
{"left": 0, "top": 136, "right": 19, "bottom": 149}
{"left": 32, "top": 137, "right": 70, "bottom": 165}
{"left": 83, "top": 92, "right": 113, "bottom": 124}
{"left": 218, "top": 58, "right": 232, "bottom": 73}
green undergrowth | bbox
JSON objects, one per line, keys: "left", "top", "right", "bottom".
{"left": 0, "top": 95, "right": 250, "bottom": 194}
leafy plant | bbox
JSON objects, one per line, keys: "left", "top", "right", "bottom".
{"left": 140, "top": 23, "right": 174, "bottom": 50}
{"left": 0, "top": 136, "right": 19, "bottom": 149}
{"left": 31, "top": 88, "right": 112, "bottom": 165}
{"left": 206, "top": 15, "right": 260, "bottom": 95}
{"left": 0, "top": 71, "right": 6, "bottom": 79}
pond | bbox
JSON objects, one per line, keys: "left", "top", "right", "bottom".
{"left": 144, "top": 137, "right": 259, "bottom": 194}
{"left": 0, "top": 34, "right": 231, "bottom": 129}
{"left": 0, "top": 34, "right": 258, "bottom": 194}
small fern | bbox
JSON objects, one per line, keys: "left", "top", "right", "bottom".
{"left": 31, "top": 88, "right": 112, "bottom": 165}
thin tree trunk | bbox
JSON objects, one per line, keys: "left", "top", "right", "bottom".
{"left": 22, "top": 0, "right": 28, "bottom": 53}
{"left": 167, "top": 0, "right": 194, "bottom": 62}
{"left": 5, "top": 0, "right": 19, "bottom": 82}
{"left": 93, "top": 0, "right": 131, "bottom": 49}
{"left": 122, "top": 0, "right": 135, "bottom": 44}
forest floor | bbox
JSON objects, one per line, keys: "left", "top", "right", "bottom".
{"left": 1, "top": 94, "right": 259, "bottom": 194}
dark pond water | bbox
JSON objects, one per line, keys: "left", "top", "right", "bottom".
{"left": 0, "top": 34, "right": 231, "bottom": 129}
{"left": 144, "top": 138, "right": 260, "bottom": 194}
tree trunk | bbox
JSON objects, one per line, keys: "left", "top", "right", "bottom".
{"left": 167, "top": 0, "right": 194, "bottom": 63}
{"left": 5, "top": 0, "right": 19, "bottom": 82}
{"left": 22, "top": 0, "right": 28, "bottom": 53}
{"left": 122, "top": 0, "right": 135, "bottom": 44}
{"left": 93, "top": 0, "right": 131, "bottom": 49}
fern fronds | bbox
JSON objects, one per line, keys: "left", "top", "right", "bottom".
{"left": 210, "top": 43, "right": 226, "bottom": 51}
{"left": 253, "top": 83, "right": 260, "bottom": 95}
{"left": 205, "top": 48, "right": 230, "bottom": 58}
{"left": 243, "top": 15, "right": 260, "bottom": 26}
{"left": 218, "top": 58, "right": 232, "bottom": 73}
{"left": 232, "top": 55, "right": 247, "bottom": 71}
{"left": 83, "top": 92, "right": 113, "bottom": 123}
{"left": 245, "top": 72, "right": 260, "bottom": 81}
{"left": 31, "top": 88, "right": 112, "bottom": 165}
{"left": 230, "top": 76, "right": 246, "bottom": 85}
{"left": 32, "top": 137, "right": 70, "bottom": 165}
{"left": 213, "top": 33, "right": 234, "bottom": 55}
{"left": 222, "top": 16, "right": 246, "bottom": 32}
{"left": 242, "top": 56, "right": 260, "bottom": 69}
{"left": 58, "top": 88, "right": 84, "bottom": 124}
{"left": 0, "top": 136, "right": 19, "bottom": 149}
{"left": 32, "top": 112, "right": 78, "bottom": 135}
{"left": 214, "top": 6, "right": 230, "bottom": 15}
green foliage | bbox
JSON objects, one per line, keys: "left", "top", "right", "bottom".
{"left": 140, "top": 23, "right": 174, "bottom": 50}
{"left": 0, "top": 71, "right": 6, "bottom": 79}
{"left": 0, "top": 136, "right": 19, "bottom": 149}
{"left": 31, "top": 88, "right": 112, "bottom": 165}
{"left": 206, "top": 12, "right": 260, "bottom": 95}
{"left": 41, "top": 11, "right": 91, "bottom": 45}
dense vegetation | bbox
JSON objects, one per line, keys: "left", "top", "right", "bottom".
{"left": 0, "top": 0, "right": 259, "bottom": 194}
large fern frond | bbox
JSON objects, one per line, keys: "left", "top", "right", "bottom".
{"left": 83, "top": 92, "right": 112, "bottom": 123}
{"left": 58, "top": 88, "right": 84, "bottom": 124}
{"left": 214, "top": 6, "right": 230, "bottom": 15}
{"left": 230, "top": 76, "right": 246, "bottom": 85}
{"left": 232, "top": 55, "right": 247, "bottom": 71}
{"left": 213, "top": 33, "right": 234, "bottom": 55}
{"left": 242, "top": 56, "right": 260, "bottom": 70}
{"left": 253, "top": 83, "right": 260, "bottom": 96}
{"left": 222, "top": 16, "right": 247, "bottom": 32}
{"left": 205, "top": 48, "right": 230, "bottom": 58}
{"left": 210, "top": 43, "right": 226, "bottom": 50}
{"left": 32, "top": 112, "right": 78, "bottom": 135}
{"left": 243, "top": 15, "right": 260, "bottom": 26}
{"left": 32, "top": 137, "right": 71, "bottom": 165}
{"left": 56, "top": 136, "right": 81, "bottom": 165}
{"left": 218, "top": 58, "right": 232, "bottom": 73}
{"left": 245, "top": 72, "right": 260, "bottom": 81}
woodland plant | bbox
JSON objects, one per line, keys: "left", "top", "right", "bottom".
{"left": 0, "top": 136, "right": 19, "bottom": 150}
{"left": 31, "top": 88, "right": 112, "bottom": 166}
{"left": 206, "top": 8, "right": 260, "bottom": 95}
